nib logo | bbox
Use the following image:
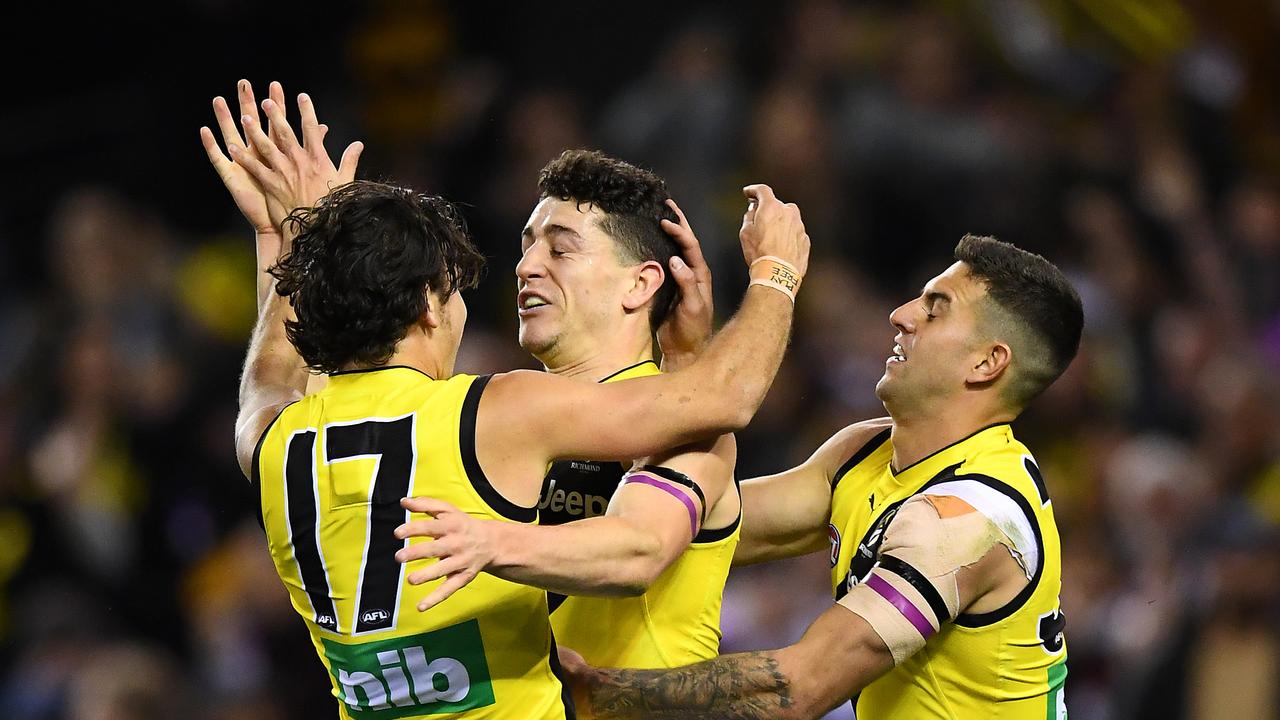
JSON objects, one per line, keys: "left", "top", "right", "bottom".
{"left": 323, "top": 620, "right": 495, "bottom": 717}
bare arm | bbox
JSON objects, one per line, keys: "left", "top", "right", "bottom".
{"left": 396, "top": 435, "right": 735, "bottom": 608}
{"left": 203, "top": 80, "right": 362, "bottom": 476}
{"left": 563, "top": 485, "right": 1034, "bottom": 719}
{"left": 563, "top": 603, "right": 893, "bottom": 720}
{"left": 735, "top": 418, "right": 892, "bottom": 565}
{"left": 480, "top": 186, "right": 809, "bottom": 477}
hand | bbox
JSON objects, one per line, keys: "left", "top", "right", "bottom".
{"left": 200, "top": 80, "right": 289, "bottom": 237}
{"left": 738, "top": 184, "right": 810, "bottom": 276}
{"left": 555, "top": 646, "right": 596, "bottom": 718}
{"left": 230, "top": 84, "right": 364, "bottom": 230}
{"left": 657, "top": 199, "right": 714, "bottom": 370}
{"left": 394, "top": 496, "right": 497, "bottom": 612}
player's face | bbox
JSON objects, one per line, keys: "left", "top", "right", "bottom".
{"left": 515, "top": 197, "right": 638, "bottom": 366}
{"left": 876, "top": 262, "right": 989, "bottom": 412}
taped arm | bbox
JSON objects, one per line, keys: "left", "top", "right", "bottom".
{"left": 735, "top": 418, "right": 892, "bottom": 565}
{"left": 398, "top": 437, "right": 736, "bottom": 606}
{"left": 835, "top": 491, "right": 1031, "bottom": 664}
{"left": 486, "top": 435, "right": 735, "bottom": 596}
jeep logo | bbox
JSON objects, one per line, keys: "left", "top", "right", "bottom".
{"left": 362, "top": 609, "right": 390, "bottom": 624}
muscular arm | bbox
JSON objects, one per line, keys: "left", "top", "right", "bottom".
{"left": 568, "top": 603, "right": 893, "bottom": 720}
{"left": 398, "top": 436, "right": 736, "bottom": 605}
{"left": 477, "top": 186, "right": 808, "bottom": 495}
{"left": 734, "top": 418, "right": 892, "bottom": 565}
{"left": 484, "top": 435, "right": 735, "bottom": 595}
{"left": 481, "top": 283, "right": 792, "bottom": 465}
{"left": 566, "top": 485, "right": 1031, "bottom": 719}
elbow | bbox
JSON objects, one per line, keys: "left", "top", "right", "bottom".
{"left": 721, "top": 398, "right": 757, "bottom": 433}
{"left": 611, "top": 540, "right": 668, "bottom": 596}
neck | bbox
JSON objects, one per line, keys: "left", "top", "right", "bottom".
{"left": 541, "top": 329, "right": 654, "bottom": 382}
{"left": 886, "top": 396, "right": 1016, "bottom": 472}
{"left": 353, "top": 326, "right": 451, "bottom": 379}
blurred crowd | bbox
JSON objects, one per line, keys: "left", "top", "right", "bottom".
{"left": 2, "top": 1, "right": 1278, "bottom": 718}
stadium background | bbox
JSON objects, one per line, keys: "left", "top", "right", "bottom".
{"left": 2, "top": 1, "right": 1278, "bottom": 718}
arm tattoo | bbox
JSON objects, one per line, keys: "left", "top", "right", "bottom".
{"left": 583, "top": 651, "right": 795, "bottom": 719}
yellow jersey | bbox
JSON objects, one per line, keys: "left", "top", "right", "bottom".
{"left": 253, "top": 366, "right": 572, "bottom": 720}
{"left": 828, "top": 424, "right": 1067, "bottom": 719}
{"left": 541, "top": 360, "right": 741, "bottom": 668}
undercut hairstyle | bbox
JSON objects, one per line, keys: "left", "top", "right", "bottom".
{"left": 270, "top": 181, "right": 486, "bottom": 374}
{"left": 954, "top": 235, "right": 1084, "bottom": 409}
{"left": 538, "top": 149, "right": 680, "bottom": 326}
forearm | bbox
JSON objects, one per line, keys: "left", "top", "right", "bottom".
{"left": 255, "top": 230, "right": 285, "bottom": 309}
{"left": 239, "top": 287, "right": 308, "bottom": 409}
{"left": 733, "top": 530, "right": 826, "bottom": 567}
{"left": 488, "top": 517, "right": 664, "bottom": 596}
{"left": 576, "top": 650, "right": 813, "bottom": 720}
{"left": 662, "top": 285, "right": 793, "bottom": 431}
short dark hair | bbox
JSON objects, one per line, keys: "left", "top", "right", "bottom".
{"left": 270, "top": 181, "right": 486, "bottom": 374}
{"left": 954, "top": 234, "right": 1083, "bottom": 408}
{"left": 537, "top": 149, "right": 679, "bottom": 326}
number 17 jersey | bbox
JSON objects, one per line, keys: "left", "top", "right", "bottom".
{"left": 253, "top": 366, "right": 572, "bottom": 720}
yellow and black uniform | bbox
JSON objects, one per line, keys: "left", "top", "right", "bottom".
{"left": 253, "top": 366, "right": 571, "bottom": 720}
{"left": 538, "top": 360, "right": 741, "bottom": 668}
{"left": 828, "top": 424, "right": 1067, "bottom": 719}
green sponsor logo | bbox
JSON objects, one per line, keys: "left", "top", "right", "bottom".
{"left": 322, "top": 620, "right": 495, "bottom": 718}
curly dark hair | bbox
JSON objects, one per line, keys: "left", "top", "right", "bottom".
{"left": 955, "top": 234, "right": 1084, "bottom": 408}
{"left": 538, "top": 149, "right": 680, "bottom": 326}
{"left": 269, "top": 181, "right": 486, "bottom": 374}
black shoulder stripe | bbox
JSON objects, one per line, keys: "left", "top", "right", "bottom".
{"left": 878, "top": 554, "right": 951, "bottom": 625}
{"left": 461, "top": 375, "right": 537, "bottom": 523}
{"left": 1024, "top": 457, "right": 1050, "bottom": 505}
{"left": 640, "top": 464, "right": 707, "bottom": 524}
{"left": 693, "top": 476, "right": 741, "bottom": 544}
{"left": 248, "top": 402, "right": 298, "bottom": 533}
{"left": 832, "top": 427, "right": 892, "bottom": 488}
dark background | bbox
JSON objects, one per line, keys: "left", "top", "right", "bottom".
{"left": 1, "top": 1, "right": 1278, "bottom": 718}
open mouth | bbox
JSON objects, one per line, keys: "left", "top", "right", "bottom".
{"left": 518, "top": 290, "right": 551, "bottom": 315}
{"left": 887, "top": 343, "right": 907, "bottom": 364}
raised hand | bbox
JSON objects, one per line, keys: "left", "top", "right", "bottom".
{"left": 394, "top": 496, "right": 497, "bottom": 612}
{"left": 738, "top": 184, "right": 810, "bottom": 277}
{"left": 229, "top": 86, "right": 364, "bottom": 230}
{"left": 200, "top": 80, "right": 287, "bottom": 236}
{"left": 657, "top": 198, "right": 714, "bottom": 370}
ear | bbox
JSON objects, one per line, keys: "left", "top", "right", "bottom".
{"left": 968, "top": 341, "right": 1012, "bottom": 385}
{"left": 419, "top": 289, "right": 443, "bottom": 331}
{"left": 621, "top": 260, "right": 666, "bottom": 313}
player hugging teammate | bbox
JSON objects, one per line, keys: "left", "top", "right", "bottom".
{"left": 205, "top": 80, "right": 1079, "bottom": 720}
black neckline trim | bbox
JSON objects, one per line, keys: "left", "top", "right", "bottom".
{"left": 460, "top": 375, "right": 538, "bottom": 523}
{"left": 833, "top": 427, "right": 893, "bottom": 488}
{"left": 890, "top": 422, "right": 1011, "bottom": 476}
{"left": 597, "top": 360, "right": 658, "bottom": 383}
{"left": 329, "top": 364, "right": 436, "bottom": 380}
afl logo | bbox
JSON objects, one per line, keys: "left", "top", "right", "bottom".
{"left": 827, "top": 524, "right": 841, "bottom": 567}
{"left": 361, "top": 609, "right": 390, "bottom": 624}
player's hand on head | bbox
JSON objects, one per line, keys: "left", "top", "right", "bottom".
{"left": 201, "top": 79, "right": 282, "bottom": 237}
{"left": 231, "top": 81, "right": 365, "bottom": 228}
{"left": 657, "top": 198, "right": 714, "bottom": 369}
{"left": 739, "top": 184, "right": 811, "bottom": 277}
{"left": 394, "top": 496, "right": 495, "bottom": 612}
